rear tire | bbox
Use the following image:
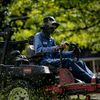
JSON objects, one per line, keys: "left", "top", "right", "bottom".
{"left": 2, "top": 80, "right": 33, "bottom": 100}
{"left": 8, "top": 87, "right": 30, "bottom": 100}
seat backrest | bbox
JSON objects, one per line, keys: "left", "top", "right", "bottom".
{"left": 26, "top": 45, "right": 35, "bottom": 58}
{"left": 26, "top": 35, "right": 43, "bottom": 63}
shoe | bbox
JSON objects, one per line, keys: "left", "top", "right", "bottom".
{"left": 96, "top": 78, "right": 100, "bottom": 83}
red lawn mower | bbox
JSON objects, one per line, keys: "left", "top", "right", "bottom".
{"left": 0, "top": 20, "right": 100, "bottom": 100}
{"left": 0, "top": 40, "right": 100, "bottom": 100}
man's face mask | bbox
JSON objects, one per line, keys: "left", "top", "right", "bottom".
{"left": 45, "top": 25, "right": 56, "bottom": 34}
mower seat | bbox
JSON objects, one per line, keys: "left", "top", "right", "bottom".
{"left": 26, "top": 45, "right": 43, "bottom": 64}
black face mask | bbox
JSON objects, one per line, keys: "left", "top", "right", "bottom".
{"left": 47, "top": 27, "right": 55, "bottom": 34}
{"left": 43, "top": 27, "right": 55, "bottom": 37}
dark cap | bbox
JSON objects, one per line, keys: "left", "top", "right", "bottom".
{"left": 43, "top": 16, "right": 59, "bottom": 28}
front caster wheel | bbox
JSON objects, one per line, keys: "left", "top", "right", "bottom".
{"left": 1, "top": 80, "right": 33, "bottom": 100}
{"left": 8, "top": 87, "right": 30, "bottom": 100}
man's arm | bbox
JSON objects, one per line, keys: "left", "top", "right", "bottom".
{"left": 34, "top": 34, "right": 58, "bottom": 54}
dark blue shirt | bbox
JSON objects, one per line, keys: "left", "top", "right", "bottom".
{"left": 34, "top": 31, "right": 73, "bottom": 60}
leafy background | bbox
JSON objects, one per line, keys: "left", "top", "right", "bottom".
{"left": 0, "top": 0, "right": 100, "bottom": 52}
{"left": 0, "top": 0, "right": 100, "bottom": 99}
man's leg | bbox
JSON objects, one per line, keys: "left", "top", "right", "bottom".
{"left": 40, "top": 58, "right": 92, "bottom": 83}
{"left": 64, "top": 59, "right": 92, "bottom": 83}
{"left": 40, "top": 59, "right": 61, "bottom": 67}
{"left": 76, "top": 60, "right": 93, "bottom": 76}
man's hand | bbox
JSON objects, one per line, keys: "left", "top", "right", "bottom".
{"left": 58, "top": 42, "right": 69, "bottom": 49}
{"left": 58, "top": 43, "right": 66, "bottom": 49}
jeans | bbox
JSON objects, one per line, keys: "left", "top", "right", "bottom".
{"left": 40, "top": 58, "right": 93, "bottom": 83}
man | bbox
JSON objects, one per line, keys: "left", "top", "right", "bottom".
{"left": 34, "top": 16, "right": 94, "bottom": 83}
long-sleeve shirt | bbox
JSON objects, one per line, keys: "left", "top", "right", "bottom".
{"left": 34, "top": 31, "right": 73, "bottom": 60}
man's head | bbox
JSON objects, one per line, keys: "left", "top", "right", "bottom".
{"left": 42, "top": 16, "right": 59, "bottom": 35}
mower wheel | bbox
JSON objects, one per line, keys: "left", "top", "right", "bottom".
{"left": 2, "top": 80, "right": 33, "bottom": 100}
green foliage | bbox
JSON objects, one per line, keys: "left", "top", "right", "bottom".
{"left": 1, "top": 0, "right": 100, "bottom": 52}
